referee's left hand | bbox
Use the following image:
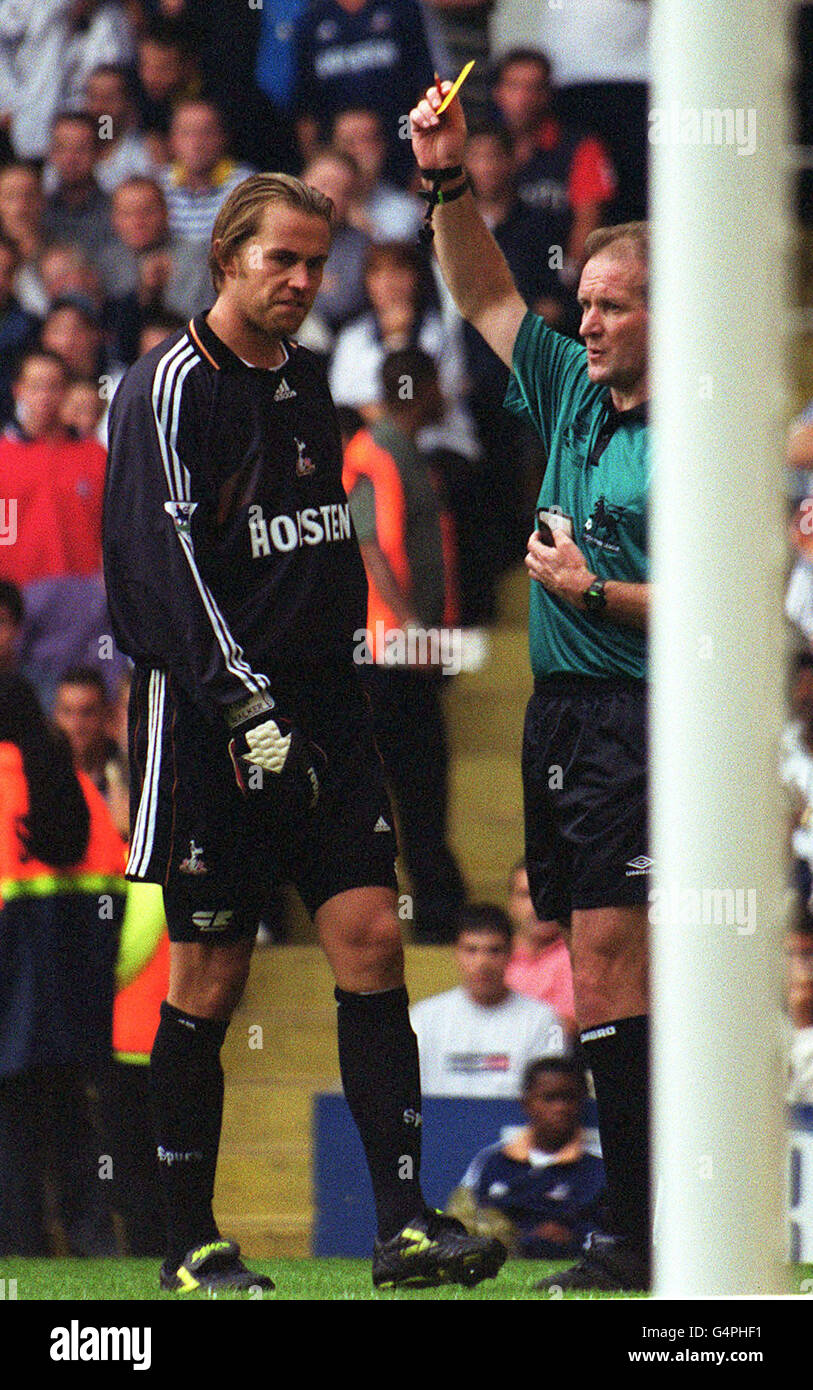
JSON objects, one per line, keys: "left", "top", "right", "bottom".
{"left": 525, "top": 528, "right": 596, "bottom": 609}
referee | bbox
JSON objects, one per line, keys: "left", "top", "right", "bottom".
{"left": 410, "top": 86, "right": 651, "bottom": 1291}
{"left": 102, "top": 173, "right": 504, "bottom": 1294}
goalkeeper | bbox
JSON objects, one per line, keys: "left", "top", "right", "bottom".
{"left": 102, "top": 172, "right": 505, "bottom": 1295}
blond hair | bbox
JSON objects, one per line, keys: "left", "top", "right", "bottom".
{"left": 209, "top": 173, "right": 334, "bottom": 292}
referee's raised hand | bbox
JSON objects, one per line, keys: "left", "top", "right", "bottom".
{"left": 409, "top": 78, "right": 467, "bottom": 170}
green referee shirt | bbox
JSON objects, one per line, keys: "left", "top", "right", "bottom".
{"left": 504, "top": 309, "right": 650, "bottom": 680}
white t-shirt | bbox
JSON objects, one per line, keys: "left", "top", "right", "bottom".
{"left": 780, "top": 719, "right": 813, "bottom": 868}
{"left": 410, "top": 986, "right": 565, "bottom": 1098}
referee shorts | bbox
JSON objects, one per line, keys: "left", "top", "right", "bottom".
{"left": 125, "top": 664, "right": 398, "bottom": 943}
{"left": 522, "top": 675, "right": 650, "bottom": 923}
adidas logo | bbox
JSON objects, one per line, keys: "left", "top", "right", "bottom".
{"left": 373, "top": 815, "right": 391, "bottom": 833}
{"left": 274, "top": 377, "right": 297, "bottom": 401}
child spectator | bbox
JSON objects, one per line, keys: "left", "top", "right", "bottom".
{"left": 446, "top": 1055, "right": 607, "bottom": 1258}
{"left": 505, "top": 858, "right": 575, "bottom": 1029}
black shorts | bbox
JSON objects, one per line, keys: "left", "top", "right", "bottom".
{"left": 522, "top": 675, "right": 649, "bottom": 922}
{"left": 126, "top": 664, "right": 398, "bottom": 942}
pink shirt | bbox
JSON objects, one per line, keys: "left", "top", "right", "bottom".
{"left": 505, "top": 937, "right": 575, "bottom": 1024}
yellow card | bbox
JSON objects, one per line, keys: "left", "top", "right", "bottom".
{"left": 436, "top": 59, "right": 475, "bottom": 115}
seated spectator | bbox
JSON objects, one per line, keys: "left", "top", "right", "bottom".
{"left": 158, "top": 98, "right": 254, "bottom": 245}
{"left": 0, "top": 672, "right": 125, "bottom": 1255}
{"left": 291, "top": 0, "right": 435, "bottom": 186}
{"left": 505, "top": 859, "right": 575, "bottom": 1029}
{"left": 0, "top": 162, "right": 49, "bottom": 317}
{"left": 331, "top": 108, "right": 423, "bottom": 242}
{"left": 61, "top": 1, "right": 137, "bottom": 113}
{"left": 446, "top": 1056, "right": 607, "bottom": 1258}
{"left": 0, "top": 234, "right": 38, "bottom": 424}
{"left": 492, "top": 47, "right": 616, "bottom": 283}
{"left": 410, "top": 903, "right": 567, "bottom": 1096}
{"left": 137, "top": 308, "right": 185, "bottom": 358}
{"left": 298, "top": 149, "right": 369, "bottom": 346}
{"left": 38, "top": 243, "right": 104, "bottom": 314}
{"left": 60, "top": 375, "right": 105, "bottom": 440}
{"left": 0, "top": 578, "right": 22, "bottom": 674}
{"left": 100, "top": 176, "right": 211, "bottom": 361}
{"left": 343, "top": 349, "right": 465, "bottom": 944}
{"left": 787, "top": 921, "right": 813, "bottom": 1102}
{"left": 0, "top": 349, "right": 114, "bottom": 709}
{"left": 53, "top": 664, "right": 129, "bottom": 838}
{"left": 0, "top": 1, "right": 74, "bottom": 159}
{"left": 781, "top": 652, "right": 813, "bottom": 905}
{"left": 134, "top": 14, "right": 202, "bottom": 162}
{"left": 41, "top": 110, "right": 115, "bottom": 261}
{"left": 329, "top": 238, "right": 480, "bottom": 461}
{"left": 83, "top": 62, "right": 158, "bottom": 194}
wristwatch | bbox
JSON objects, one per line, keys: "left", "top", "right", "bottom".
{"left": 583, "top": 579, "right": 607, "bottom": 614}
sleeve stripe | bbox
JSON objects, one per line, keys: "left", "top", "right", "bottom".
{"left": 150, "top": 338, "right": 270, "bottom": 703}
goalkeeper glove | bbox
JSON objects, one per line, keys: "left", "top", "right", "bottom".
{"left": 225, "top": 691, "right": 324, "bottom": 821}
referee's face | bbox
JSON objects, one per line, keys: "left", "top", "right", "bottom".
{"left": 577, "top": 249, "right": 648, "bottom": 405}
{"left": 226, "top": 203, "right": 331, "bottom": 341}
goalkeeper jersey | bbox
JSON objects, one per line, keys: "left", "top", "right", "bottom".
{"left": 103, "top": 315, "right": 368, "bottom": 721}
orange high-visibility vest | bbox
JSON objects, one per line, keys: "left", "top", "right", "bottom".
{"left": 112, "top": 923, "right": 170, "bottom": 1061}
{"left": 343, "top": 427, "right": 411, "bottom": 662}
{"left": 0, "top": 741, "right": 127, "bottom": 905}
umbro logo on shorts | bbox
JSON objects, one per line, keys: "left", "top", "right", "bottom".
{"left": 625, "top": 855, "right": 653, "bottom": 876}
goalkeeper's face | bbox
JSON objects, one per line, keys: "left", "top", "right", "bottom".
{"left": 227, "top": 203, "right": 331, "bottom": 341}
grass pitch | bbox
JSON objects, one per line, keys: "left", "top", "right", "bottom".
{"left": 0, "top": 1256, "right": 644, "bottom": 1301}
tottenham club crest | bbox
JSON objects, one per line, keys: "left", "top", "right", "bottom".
{"left": 294, "top": 436, "right": 315, "bottom": 477}
{"left": 164, "top": 500, "right": 198, "bottom": 535}
{"left": 178, "top": 839, "right": 208, "bottom": 874}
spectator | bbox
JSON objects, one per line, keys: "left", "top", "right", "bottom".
{"left": 787, "top": 923, "right": 813, "bottom": 1103}
{"left": 299, "top": 149, "right": 369, "bottom": 343}
{"left": 781, "top": 652, "right": 813, "bottom": 906}
{"left": 53, "top": 664, "right": 129, "bottom": 837}
{"left": 0, "top": 672, "right": 125, "bottom": 1255}
{"left": 331, "top": 108, "right": 423, "bottom": 242}
{"left": 514, "top": 0, "right": 650, "bottom": 222}
{"left": 41, "top": 110, "right": 115, "bottom": 261}
{"left": 101, "top": 176, "right": 211, "bottom": 360}
{"left": 329, "top": 238, "right": 480, "bottom": 460}
{"left": 83, "top": 62, "right": 158, "bottom": 194}
{"left": 60, "top": 375, "right": 106, "bottom": 439}
{"left": 446, "top": 1056, "right": 607, "bottom": 1257}
{"left": 137, "top": 307, "right": 185, "bottom": 357}
{"left": 505, "top": 859, "right": 575, "bottom": 1029}
{"left": 0, "top": 0, "right": 73, "bottom": 160}
{"left": 61, "top": 1, "right": 136, "bottom": 111}
{"left": 158, "top": 98, "right": 254, "bottom": 245}
{"left": 0, "top": 578, "right": 22, "bottom": 673}
{"left": 0, "top": 234, "right": 38, "bottom": 423}
{"left": 134, "top": 14, "right": 201, "bottom": 160}
{"left": 492, "top": 47, "right": 616, "bottom": 282}
{"left": 292, "top": 0, "right": 435, "bottom": 186}
{"left": 0, "top": 162, "right": 48, "bottom": 317}
{"left": 409, "top": 903, "right": 567, "bottom": 1096}
{"left": 39, "top": 242, "right": 104, "bottom": 312}
{"left": 343, "top": 348, "right": 465, "bottom": 944}
{"left": 0, "top": 348, "right": 113, "bottom": 708}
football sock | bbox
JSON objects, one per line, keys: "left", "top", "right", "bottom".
{"left": 579, "top": 1014, "right": 650, "bottom": 1256}
{"left": 150, "top": 1001, "right": 229, "bottom": 1266}
{"left": 334, "top": 985, "right": 426, "bottom": 1241}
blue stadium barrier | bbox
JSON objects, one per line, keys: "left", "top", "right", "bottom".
{"left": 311, "top": 1093, "right": 598, "bottom": 1256}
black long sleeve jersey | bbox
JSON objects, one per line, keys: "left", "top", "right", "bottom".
{"left": 103, "top": 315, "right": 368, "bottom": 721}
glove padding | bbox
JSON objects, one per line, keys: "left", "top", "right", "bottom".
{"left": 226, "top": 691, "right": 324, "bottom": 823}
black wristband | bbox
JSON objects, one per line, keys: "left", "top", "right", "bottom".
{"left": 417, "top": 164, "right": 464, "bottom": 182}
{"left": 418, "top": 172, "right": 471, "bottom": 244}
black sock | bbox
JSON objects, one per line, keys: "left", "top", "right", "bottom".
{"left": 150, "top": 1001, "right": 228, "bottom": 1266}
{"left": 334, "top": 985, "right": 425, "bottom": 1241}
{"left": 579, "top": 1015, "right": 650, "bottom": 1256}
